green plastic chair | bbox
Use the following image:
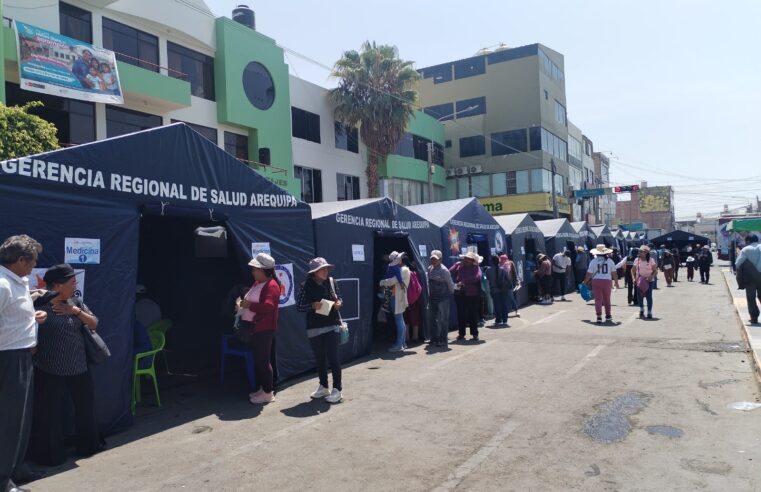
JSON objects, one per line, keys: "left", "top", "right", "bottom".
{"left": 132, "top": 330, "right": 165, "bottom": 414}
{"left": 147, "top": 319, "right": 172, "bottom": 373}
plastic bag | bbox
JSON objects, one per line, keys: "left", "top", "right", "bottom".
{"left": 339, "top": 322, "right": 349, "bottom": 345}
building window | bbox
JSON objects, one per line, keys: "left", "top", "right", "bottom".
{"left": 291, "top": 107, "right": 321, "bottom": 143}
{"left": 334, "top": 121, "right": 358, "bottom": 153}
{"left": 420, "top": 63, "right": 452, "bottom": 84}
{"left": 530, "top": 169, "right": 543, "bottom": 193}
{"left": 455, "top": 96, "right": 486, "bottom": 118}
{"left": 454, "top": 56, "right": 486, "bottom": 80}
{"left": 554, "top": 100, "right": 567, "bottom": 126}
{"left": 393, "top": 133, "right": 443, "bottom": 165}
{"left": 538, "top": 128, "right": 568, "bottom": 161}
{"left": 491, "top": 129, "right": 528, "bottom": 156}
{"left": 445, "top": 139, "right": 452, "bottom": 148}
{"left": 60, "top": 2, "right": 92, "bottom": 43}
{"left": 106, "top": 106, "right": 162, "bottom": 138}
{"left": 337, "top": 173, "right": 360, "bottom": 201}
{"left": 507, "top": 171, "right": 517, "bottom": 195}
{"left": 167, "top": 42, "right": 215, "bottom": 100}
{"left": 459, "top": 135, "right": 485, "bottom": 157}
{"left": 294, "top": 166, "right": 322, "bottom": 203}
{"left": 224, "top": 132, "right": 249, "bottom": 161}
{"left": 568, "top": 136, "right": 582, "bottom": 166}
{"left": 423, "top": 102, "right": 454, "bottom": 121}
{"left": 539, "top": 49, "right": 564, "bottom": 83}
{"left": 470, "top": 174, "right": 490, "bottom": 197}
{"left": 491, "top": 173, "right": 507, "bottom": 196}
{"left": 6, "top": 82, "right": 94, "bottom": 145}
{"left": 516, "top": 170, "right": 529, "bottom": 194}
{"left": 102, "top": 18, "right": 159, "bottom": 72}
{"left": 170, "top": 119, "right": 217, "bottom": 143}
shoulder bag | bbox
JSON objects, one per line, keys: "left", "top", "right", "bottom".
{"left": 330, "top": 278, "right": 349, "bottom": 345}
{"left": 74, "top": 300, "right": 110, "bottom": 364}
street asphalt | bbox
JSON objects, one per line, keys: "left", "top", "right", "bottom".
{"left": 27, "top": 262, "right": 761, "bottom": 491}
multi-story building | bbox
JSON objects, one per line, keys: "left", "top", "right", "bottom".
{"left": 416, "top": 44, "right": 571, "bottom": 218}
{"left": 615, "top": 182, "right": 675, "bottom": 231}
{"left": 581, "top": 135, "right": 598, "bottom": 223}
{"left": 0, "top": 1, "right": 446, "bottom": 204}
{"left": 567, "top": 121, "right": 584, "bottom": 220}
{"left": 592, "top": 151, "right": 616, "bottom": 225}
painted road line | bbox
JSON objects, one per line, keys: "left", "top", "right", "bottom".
{"left": 533, "top": 310, "right": 568, "bottom": 325}
{"left": 620, "top": 311, "right": 639, "bottom": 327}
{"left": 433, "top": 420, "right": 521, "bottom": 491}
{"left": 564, "top": 344, "right": 607, "bottom": 378}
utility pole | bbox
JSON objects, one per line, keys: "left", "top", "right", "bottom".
{"left": 550, "top": 158, "right": 558, "bottom": 218}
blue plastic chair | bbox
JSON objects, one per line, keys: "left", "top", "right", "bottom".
{"left": 220, "top": 334, "right": 256, "bottom": 389}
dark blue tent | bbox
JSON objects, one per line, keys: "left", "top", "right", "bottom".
{"left": 408, "top": 198, "right": 506, "bottom": 267}
{"left": 590, "top": 224, "right": 616, "bottom": 247}
{"left": 309, "top": 198, "right": 441, "bottom": 355}
{"left": 571, "top": 221, "right": 595, "bottom": 251}
{"left": 0, "top": 123, "right": 315, "bottom": 433}
{"left": 492, "top": 214, "right": 546, "bottom": 306}
{"left": 536, "top": 218, "right": 582, "bottom": 294}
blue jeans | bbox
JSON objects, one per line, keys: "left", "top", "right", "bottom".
{"left": 637, "top": 281, "right": 654, "bottom": 313}
{"left": 505, "top": 289, "right": 518, "bottom": 313}
{"left": 390, "top": 298, "right": 406, "bottom": 349}
{"left": 491, "top": 291, "right": 508, "bottom": 324}
{"left": 428, "top": 298, "right": 450, "bottom": 344}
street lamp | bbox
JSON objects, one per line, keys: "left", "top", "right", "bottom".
{"left": 426, "top": 105, "right": 479, "bottom": 203}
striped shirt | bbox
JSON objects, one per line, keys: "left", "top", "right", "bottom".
{"left": 0, "top": 265, "right": 37, "bottom": 350}
{"left": 34, "top": 299, "right": 91, "bottom": 376}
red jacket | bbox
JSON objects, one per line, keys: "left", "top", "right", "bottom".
{"left": 246, "top": 278, "right": 280, "bottom": 332}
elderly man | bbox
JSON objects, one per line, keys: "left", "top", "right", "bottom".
{"left": 427, "top": 250, "right": 454, "bottom": 348}
{"left": 1, "top": 235, "right": 47, "bottom": 492}
{"left": 736, "top": 235, "right": 761, "bottom": 324}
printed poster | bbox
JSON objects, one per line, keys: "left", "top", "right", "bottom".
{"left": 15, "top": 20, "right": 124, "bottom": 104}
{"left": 275, "top": 263, "right": 295, "bottom": 308}
{"left": 64, "top": 237, "right": 100, "bottom": 264}
{"left": 31, "top": 268, "right": 85, "bottom": 301}
{"left": 251, "top": 242, "right": 271, "bottom": 257}
{"left": 418, "top": 244, "right": 427, "bottom": 258}
{"left": 352, "top": 244, "right": 365, "bottom": 262}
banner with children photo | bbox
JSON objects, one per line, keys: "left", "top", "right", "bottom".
{"left": 15, "top": 20, "right": 124, "bottom": 104}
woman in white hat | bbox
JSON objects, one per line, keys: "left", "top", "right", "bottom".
{"left": 239, "top": 253, "right": 281, "bottom": 404}
{"left": 583, "top": 244, "right": 619, "bottom": 323}
{"left": 379, "top": 251, "right": 410, "bottom": 351}
{"left": 295, "top": 257, "right": 343, "bottom": 403}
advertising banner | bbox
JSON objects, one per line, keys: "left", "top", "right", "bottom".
{"left": 15, "top": 20, "right": 124, "bottom": 104}
{"left": 639, "top": 187, "right": 671, "bottom": 213}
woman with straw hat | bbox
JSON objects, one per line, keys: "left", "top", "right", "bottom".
{"left": 583, "top": 244, "right": 619, "bottom": 323}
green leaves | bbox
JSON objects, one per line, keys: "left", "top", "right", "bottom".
{"left": 0, "top": 102, "right": 59, "bottom": 160}
{"left": 329, "top": 41, "right": 420, "bottom": 197}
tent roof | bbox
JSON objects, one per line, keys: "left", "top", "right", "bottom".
{"left": 407, "top": 198, "right": 478, "bottom": 227}
{"left": 650, "top": 229, "right": 710, "bottom": 244}
{"left": 309, "top": 198, "right": 385, "bottom": 219}
{"left": 535, "top": 218, "right": 570, "bottom": 237}
{"left": 571, "top": 221, "right": 589, "bottom": 233}
{"left": 590, "top": 224, "right": 614, "bottom": 239}
{"left": 493, "top": 213, "right": 539, "bottom": 234}
{"left": 728, "top": 218, "right": 761, "bottom": 232}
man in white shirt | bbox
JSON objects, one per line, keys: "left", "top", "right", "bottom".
{"left": 1, "top": 235, "right": 46, "bottom": 492}
{"left": 736, "top": 234, "right": 761, "bottom": 324}
{"left": 552, "top": 250, "right": 572, "bottom": 301}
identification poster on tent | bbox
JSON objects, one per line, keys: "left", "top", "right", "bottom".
{"left": 352, "top": 244, "right": 365, "bottom": 262}
{"left": 65, "top": 237, "right": 100, "bottom": 264}
{"left": 418, "top": 244, "right": 427, "bottom": 258}
{"left": 30, "top": 268, "right": 86, "bottom": 301}
{"left": 251, "top": 242, "right": 271, "bottom": 257}
{"left": 275, "top": 263, "right": 295, "bottom": 308}
{"left": 15, "top": 21, "right": 124, "bottom": 104}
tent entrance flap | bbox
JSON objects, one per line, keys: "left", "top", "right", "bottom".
{"left": 137, "top": 215, "right": 243, "bottom": 381}
{"left": 466, "top": 233, "right": 490, "bottom": 259}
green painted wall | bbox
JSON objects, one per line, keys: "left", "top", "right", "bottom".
{"left": 214, "top": 17, "right": 298, "bottom": 195}
{"left": 380, "top": 110, "right": 446, "bottom": 186}
{"left": 117, "top": 61, "right": 190, "bottom": 107}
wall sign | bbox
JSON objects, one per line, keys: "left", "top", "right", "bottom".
{"left": 65, "top": 238, "right": 100, "bottom": 264}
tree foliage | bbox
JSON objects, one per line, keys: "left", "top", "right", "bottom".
{"left": 329, "top": 41, "right": 420, "bottom": 198}
{"left": 0, "top": 101, "right": 59, "bottom": 160}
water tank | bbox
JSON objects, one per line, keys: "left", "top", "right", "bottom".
{"left": 233, "top": 5, "right": 255, "bottom": 30}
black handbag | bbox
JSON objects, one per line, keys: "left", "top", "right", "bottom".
{"left": 81, "top": 324, "right": 111, "bottom": 364}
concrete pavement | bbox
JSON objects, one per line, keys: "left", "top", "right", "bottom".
{"left": 722, "top": 266, "right": 761, "bottom": 386}
{"left": 27, "top": 267, "right": 761, "bottom": 491}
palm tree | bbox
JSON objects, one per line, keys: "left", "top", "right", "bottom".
{"left": 329, "top": 41, "right": 420, "bottom": 198}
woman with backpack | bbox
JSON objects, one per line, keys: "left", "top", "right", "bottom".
{"left": 632, "top": 245, "right": 658, "bottom": 319}
{"left": 295, "top": 257, "right": 343, "bottom": 403}
{"left": 379, "top": 251, "right": 410, "bottom": 351}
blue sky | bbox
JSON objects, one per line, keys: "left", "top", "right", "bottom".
{"left": 208, "top": 0, "right": 761, "bottom": 219}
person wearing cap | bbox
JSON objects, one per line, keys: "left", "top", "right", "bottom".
{"left": 449, "top": 251, "right": 482, "bottom": 341}
{"left": 1, "top": 235, "right": 47, "bottom": 492}
{"left": 697, "top": 244, "right": 713, "bottom": 284}
{"left": 295, "top": 257, "right": 344, "bottom": 403}
{"left": 632, "top": 245, "right": 658, "bottom": 319}
{"left": 240, "top": 253, "right": 281, "bottom": 404}
{"left": 27, "top": 264, "right": 103, "bottom": 466}
{"left": 583, "top": 245, "right": 619, "bottom": 323}
{"left": 427, "top": 250, "right": 455, "bottom": 347}
{"left": 379, "top": 251, "right": 410, "bottom": 351}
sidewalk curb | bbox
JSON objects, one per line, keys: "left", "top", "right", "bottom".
{"left": 722, "top": 268, "right": 761, "bottom": 388}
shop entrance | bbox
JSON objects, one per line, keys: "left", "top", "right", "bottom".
{"left": 136, "top": 214, "right": 243, "bottom": 386}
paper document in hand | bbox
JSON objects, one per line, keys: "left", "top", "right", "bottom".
{"left": 316, "top": 299, "right": 335, "bottom": 316}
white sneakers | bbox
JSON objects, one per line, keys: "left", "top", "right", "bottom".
{"left": 310, "top": 385, "right": 342, "bottom": 403}
{"left": 325, "top": 388, "right": 342, "bottom": 404}
{"left": 310, "top": 385, "right": 330, "bottom": 399}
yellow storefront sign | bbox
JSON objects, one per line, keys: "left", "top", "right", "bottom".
{"left": 479, "top": 193, "right": 570, "bottom": 216}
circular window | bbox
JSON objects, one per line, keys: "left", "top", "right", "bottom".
{"left": 242, "top": 61, "right": 275, "bottom": 110}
